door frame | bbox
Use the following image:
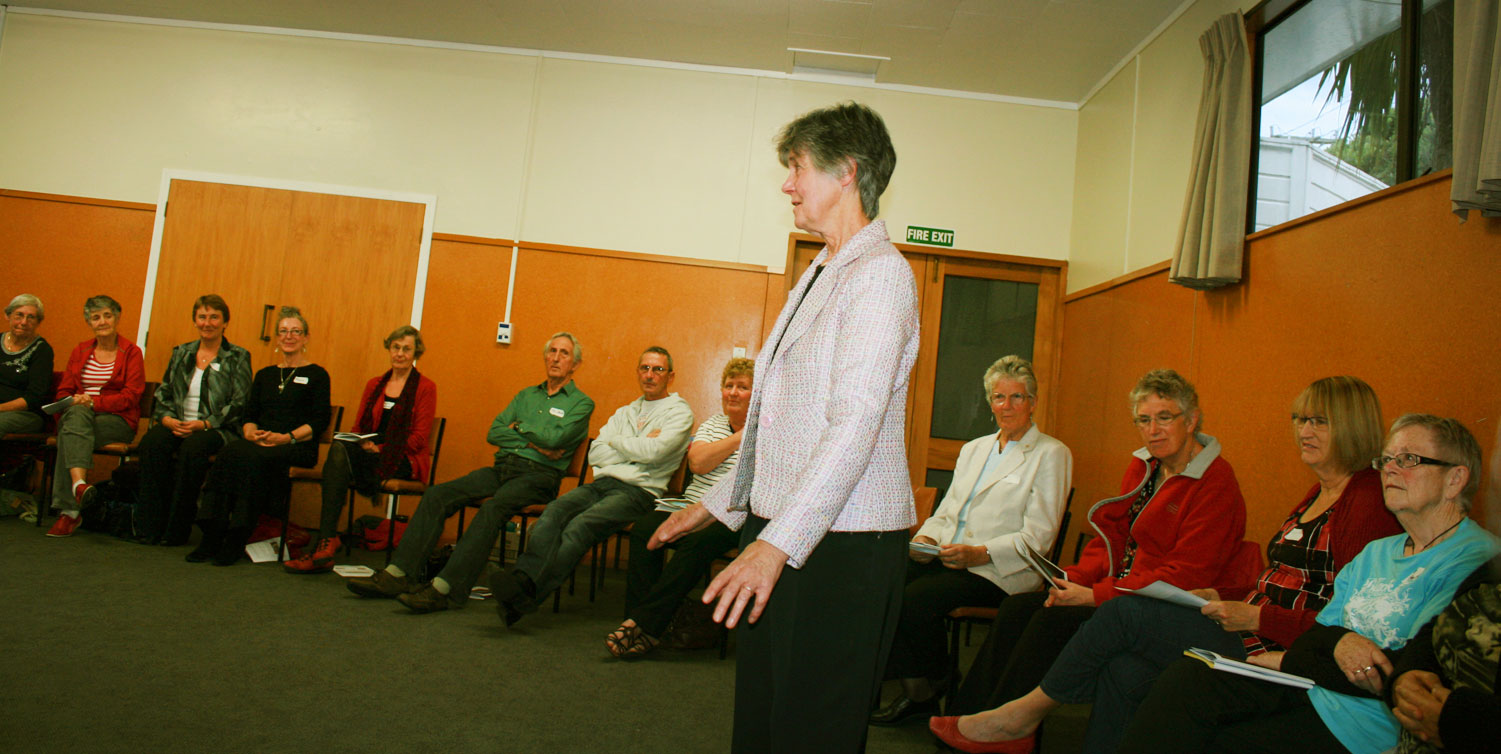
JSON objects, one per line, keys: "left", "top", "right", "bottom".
{"left": 136, "top": 168, "right": 437, "bottom": 354}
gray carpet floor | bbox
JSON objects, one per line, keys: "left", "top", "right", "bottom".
{"left": 1, "top": 518, "right": 964, "bottom": 753}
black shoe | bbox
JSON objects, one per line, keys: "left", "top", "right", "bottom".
{"left": 869, "top": 694, "right": 943, "bottom": 727}
{"left": 490, "top": 571, "right": 537, "bottom": 626}
{"left": 397, "top": 584, "right": 452, "bottom": 614}
{"left": 185, "top": 520, "right": 224, "bottom": 562}
{"left": 211, "top": 527, "right": 249, "bottom": 566}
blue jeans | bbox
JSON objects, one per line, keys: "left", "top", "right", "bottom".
{"left": 513, "top": 476, "right": 655, "bottom": 599}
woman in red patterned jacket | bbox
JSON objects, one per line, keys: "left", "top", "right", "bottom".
{"left": 934, "top": 369, "right": 1258, "bottom": 750}
{"left": 931, "top": 375, "right": 1400, "bottom": 754}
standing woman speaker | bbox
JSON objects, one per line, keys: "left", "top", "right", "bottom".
{"left": 651, "top": 101, "right": 919, "bottom": 753}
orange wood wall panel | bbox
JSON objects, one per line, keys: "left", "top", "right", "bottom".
{"left": 1055, "top": 176, "right": 1501, "bottom": 561}
{"left": 0, "top": 193, "right": 154, "bottom": 350}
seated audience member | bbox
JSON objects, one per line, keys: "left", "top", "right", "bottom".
{"left": 46, "top": 295, "right": 146, "bottom": 537}
{"left": 1117, "top": 414, "right": 1501, "bottom": 754}
{"left": 189, "top": 307, "right": 330, "bottom": 565}
{"left": 345, "top": 333, "right": 592, "bottom": 610}
{"left": 0, "top": 293, "right": 53, "bottom": 436}
{"left": 930, "top": 376, "right": 1400, "bottom": 752}
{"left": 491, "top": 346, "right": 693, "bottom": 626}
{"left": 871, "top": 355, "right": 1072, "bottom": 725}
{"left": 942, "top": 370, "right": 1254, "bottom": 727}
{"left": 284, "top": 325, "right": 436, "bottom": 573}
{"left": 607, "top": 356, "right": 753, "bottom": 659}
{"left": 135, "top": 294, "right": 252, "bottom": 545}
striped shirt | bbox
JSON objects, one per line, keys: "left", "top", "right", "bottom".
{"left": 80, "top": 354, "right": 113, "bottom": 396}
{"left": 682, "top": 413, "right": 737, "bottom": 502}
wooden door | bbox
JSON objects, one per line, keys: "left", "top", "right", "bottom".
{"left": 146, "top": 180, "right": 428, "bottom": 418}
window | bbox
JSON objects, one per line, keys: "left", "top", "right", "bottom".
{"left": 1251, "top": 0, "right": 1453, "bottom": 231}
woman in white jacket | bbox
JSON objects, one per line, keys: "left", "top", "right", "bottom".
{"left": 870, "top": 355, "right": 1073, "bottom": 726}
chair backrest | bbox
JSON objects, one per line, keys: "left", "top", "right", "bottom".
{"left": 423, "top": 417, "right": 448, "bottom": 486}
{"left": 562, "top": 435, "right": 592, "bottom": 488}
{"left": 138, "top": 382, "right": 158, "bottom": 420}
{"left": 911, "top": 486, "right": 938, "bottom": 536}
{"left": 665, "top": 453, "right": 691, "bottom": 496}
{"left": 1049, "top": 507, "right": 1072, "bottom": 564}
{"left": 320, "top": 405, "right": 344, "bottom": 443}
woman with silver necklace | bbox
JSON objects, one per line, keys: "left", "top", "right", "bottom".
{"left": 0, "top": 293, "right": 54, "bottom": 436}
{"left": 1119, "top": 414, "right": 1501, "bottom": 754}
{"left": 190, "top": 306, "right": 330, "bottom": 566}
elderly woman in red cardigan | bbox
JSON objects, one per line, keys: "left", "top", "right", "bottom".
{"left": 933, "top": 369, "right": 1259, "bottom": 751}
{"left": 283, "top": 325, "right": 435, "bottom": 573}
{"left": 46, "top": 295, "right": 145, "bottom": 538}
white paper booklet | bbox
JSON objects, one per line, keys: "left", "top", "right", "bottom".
{"left": 1115, "top": 580, "right": 1209, "bottom": 608}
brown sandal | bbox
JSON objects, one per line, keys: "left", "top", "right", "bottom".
{"left": 606, "top": 622, "right": 659, "bottom": 660}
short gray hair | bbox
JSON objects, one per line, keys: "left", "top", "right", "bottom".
{"left": 642, "top": 346, "right": 673, "bottom": 372}
{"left": 6, "top": 294, "right": 44, "bottom": 321}
{"left": 545, "top": 332, "right": 582, "bottom": 364}
{"left": 384, "top": 325, "right": 425, "bottom": 359}
{"left": 1388, "top": 414, "right": 1483, "bottom": 511}
{"left": 277, "top": 306, "right": 309, "bottom": 337}
{"left": 776, "top": 102, "right": 897, "bottom": 219}
{"left": 1129, "top": 369, "right": 1200, "bottom": 422}
{"left": 982, "top": 355, "right": 1037, "bottom": 400}
{"left": 83, "top": 295, "right": 122, "bottom": 319}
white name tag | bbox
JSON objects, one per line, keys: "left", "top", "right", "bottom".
{"left": 383, "top": 399, "right": 396, "bottom": 410}
{"left": 549, "top": 407, "right": 565, "bottom": 418}
{"left": 293, "top": 376, "right": 309, "bottom": 385}
{"left": 210, "top": 362, "right": 220, "bottom": 371}
{"left": 1284, "top": 527, "right": 1304, "bottom": 541}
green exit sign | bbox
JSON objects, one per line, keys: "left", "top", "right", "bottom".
{"left": 906, "top": 225, "right": 955, "bottom": 247}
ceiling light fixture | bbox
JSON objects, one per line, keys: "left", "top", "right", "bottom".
{"left": 787, "top": 48, "right": 888, "bottom": 81}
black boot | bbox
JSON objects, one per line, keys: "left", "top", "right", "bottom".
{"left": 186, "top": 519, "right": 224, "bottom": 563}
{"left": 212, "top": 527, "right": 250, "bottom": 566}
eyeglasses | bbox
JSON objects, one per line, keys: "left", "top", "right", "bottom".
{"left": 276, "top": 328, "right": 305, "bottom": 337}
{"left": 1372, "top": 453, "right": 1455, "bottom": 471}
{"left": 1291, "top": 414, "right": 1329, "bottom": 429}
{"left": 1132, "top": 411, "right": 1183, "bottom": 428}
{"left": 637, "top": 365, "right": 668, "bottom": 374}
{"left": 990, "top": 392, "right": 1030, "bottom": 406}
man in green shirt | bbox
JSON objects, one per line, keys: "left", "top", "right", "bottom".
{"left": 346, "top": 332, "right": 594, "bottom": 612}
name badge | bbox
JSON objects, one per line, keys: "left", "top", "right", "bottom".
{"left": 293, "top": 376, "right": 309, "bottom": 385}
{"left": 210, "top": 362, "right": 221, "bottom": 371}
{"left": 549, "top": 407, "right": 565, "bottom": 418}
{"left": 383, "top": 399, "right": 396, "bottom": 410}
{"left": 1284, "top": 527, "right": 1304, "bottom": 541}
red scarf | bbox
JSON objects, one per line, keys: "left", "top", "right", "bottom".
{"left": 358, "top": 368, "right": 420, "bottom": 479}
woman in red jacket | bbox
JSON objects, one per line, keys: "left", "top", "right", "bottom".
{"left": 46, "top": 295, "right": 145, "bottom": 538}
{"left": 931, "top": 376, "right": 1401, "bottom": 753}
{"left": 936, "top": 370, "right": 1253, "bottom": 740}
{"left": 283, "top": 325, "right": 435, "bottom": 573}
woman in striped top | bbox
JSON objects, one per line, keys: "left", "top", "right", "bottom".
{"left": 607, "top": 357, "right": 753, "bottom": 659}
{"left": 46, "top": 295, "right": 145, "bottom": 538}
{"left": 930, "top": 376, "right": 1401, "bottom": 754}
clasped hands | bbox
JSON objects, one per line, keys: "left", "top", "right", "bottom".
{"left": 648, "top": 502, "right": 786, "bottom": 629}
{"left": 909, "top": 535, "right": 989, "bottom": 569}
{"left": 243, "top": 426, "right": 294, "bottom": 447}
{"left": 161, "top": 416, "right": 207, "bottom": 437}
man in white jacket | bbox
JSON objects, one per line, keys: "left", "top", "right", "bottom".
{"left": 492, "top": 346, "right": 693, "bottom": 626}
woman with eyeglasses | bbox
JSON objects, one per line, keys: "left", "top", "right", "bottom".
{"left": 1116, "top": 414, "right": 1500, "bottom": 754}
{"left": 867, "top": 355, "right": 1072, "bottom": 725}
{"left": 933, "top": 369, "right": 1256, "bottom": 752}
{"left": 930, "top": 376, "right": 1401, "bottom": 753}
{"left": 0, "top": 294, "right": 54, "bottom": 436}
{"left": 188, "top": 306, "right": 330, "bottom": 566}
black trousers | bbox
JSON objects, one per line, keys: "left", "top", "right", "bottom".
{"left": 731, "top": 515, "right": 907, "bottom": 754}
{"left": 1118, "top": 657, "right": 1351, "bottom": 754}
{"left": 947, "top": 590, "right": 1095, "bottom": 714}
{"left": 884, "top": 559, "right": 1006, "bottom": 681}
{"left": 625, "top": 508, "right": 740, "bottom": 637}
{"left": 135, "top": 424, "right": 226, "bottom": 541}
{"left": 317, "top": 440, "right": 412, "bottom": 539}
{"left": 202, "top": 437, "right": 316, "bottom": 528}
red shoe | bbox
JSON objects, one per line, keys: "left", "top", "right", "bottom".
{"left": 284, "top": 536, "right": 341, "bottom": 574}
{"left": 929, "top": 716, "right": 1036, "bottom": 754}
{"left": 46, "top": 514, "right": 82, "bottom": 538}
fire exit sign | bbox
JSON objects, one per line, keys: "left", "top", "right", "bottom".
{"left": 906, "top": 225, "right": 954, "bottom": 247}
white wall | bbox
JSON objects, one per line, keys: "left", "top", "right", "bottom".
{"left": 0, "top": 12, "right": 1079, "bottom": 269}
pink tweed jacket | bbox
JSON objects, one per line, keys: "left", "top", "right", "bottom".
{"left": 702, "top": 220, "right": 920, "bottom": 567}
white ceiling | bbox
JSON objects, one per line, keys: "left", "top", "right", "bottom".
{"left": 10, "top": 0, "right": 1191, "bottom": 104}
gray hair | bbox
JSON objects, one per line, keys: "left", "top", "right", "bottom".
{"left": 982, "top": 355, "right": 1038, "bottom": 400}
{"left": 545, "top": 331, "right": 582, "bottom": 364}
{"left": 6, "top": 294, "right": 44, "bottom": 321}
{"left": 384, "top": 325, "right": 425, "bottom": 359}
{"left": 1388, "top": 414, "right": 1483, "bottom": 511}
{"left": 277, "top": 306, "right": 309, "bottom": 337}
{"left": 642, "top": 345, "right": 673, "bottom": 372}
{"left": 83, "top": 295, "right": 122, "bottom": 319}
{"left": 776, "top": 102, "right": 897, "bottom": 219}
{"left": 1129, "top": 369, "right": 1200, "bottom": 425}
